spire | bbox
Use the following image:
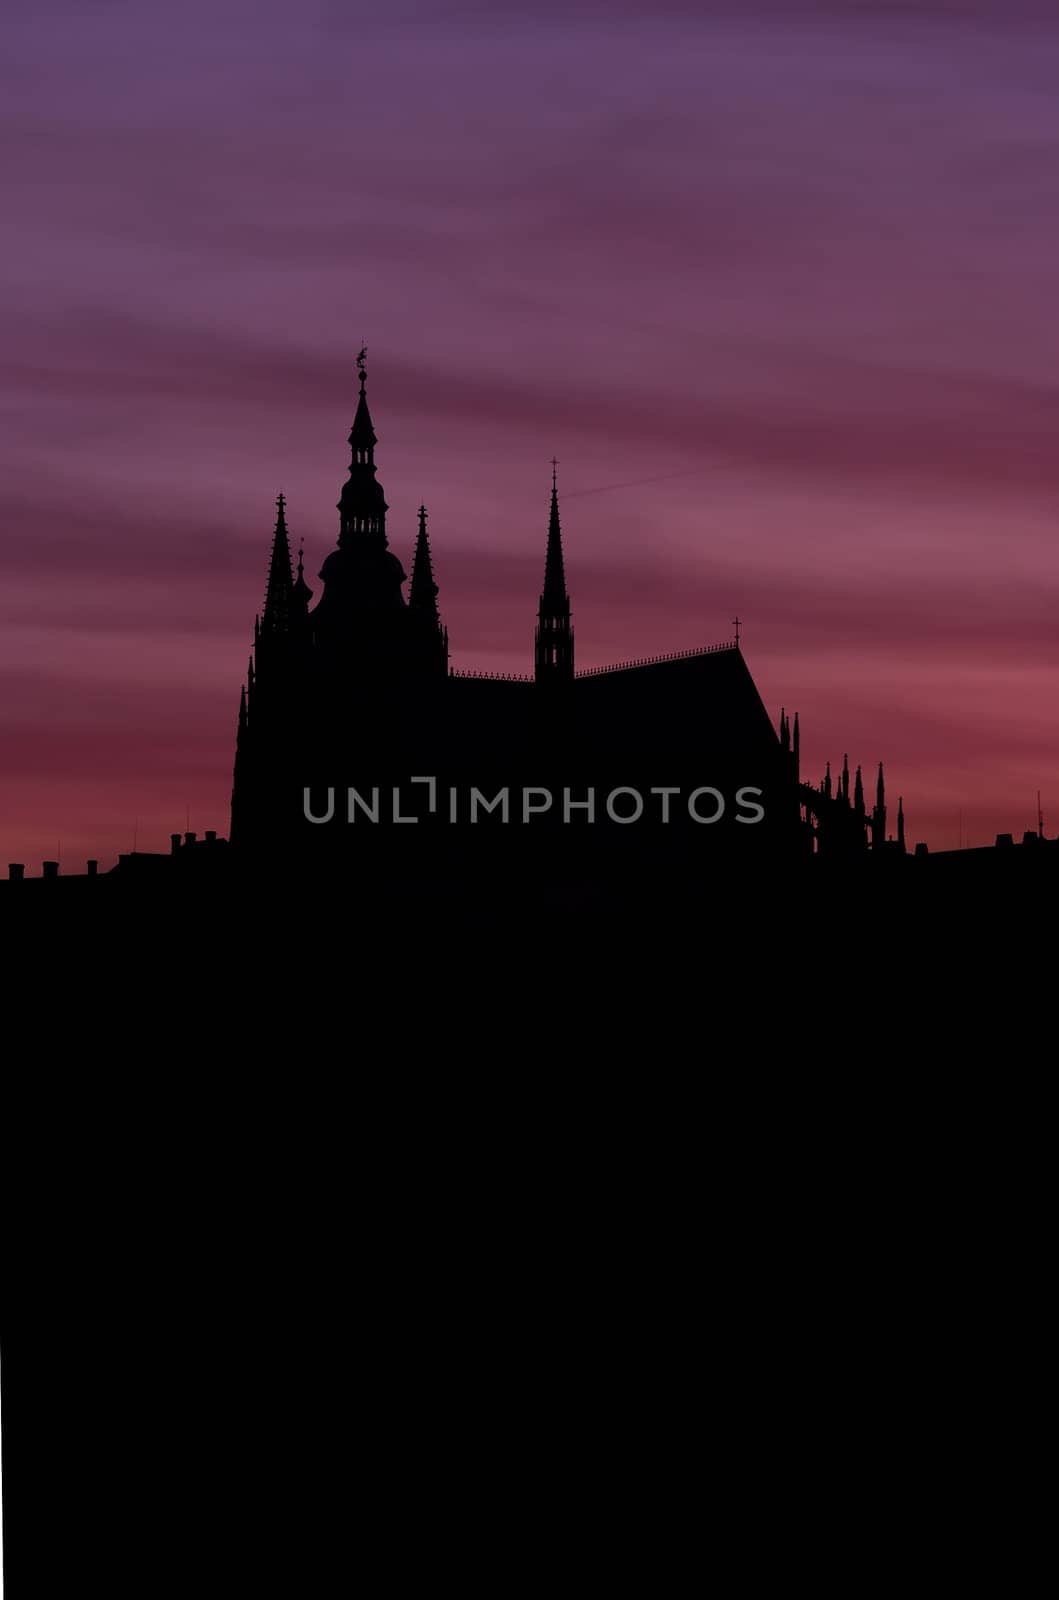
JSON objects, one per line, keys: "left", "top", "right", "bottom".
{"left": 535, "top": 459, "right": 574, "bottom": 685}
{"left": 897, "top": 796, "right": 906, "bottom": 853}
{"left": 262, "top": 492, "right": 294, "bottom": 632}
{"left": 793, "top": 712, "right": 800, "bottom": 783}
{"left": 238, "top": 683, "right": 247, "bottom": 731}
{"left": 349, "top": 346, "right": 377, "bottom": 456}
{"left": 409, "top": 505, "right": 440, "bottom": 619}
{"left": 872, "top": 762, "right": 886, "bottom": 849}
{"left": 407, "top": 504, "right": 448, "bottom": 676}
{"left": 337, "top": 347, "right": 388, "bottom": 548}
{"left": 854, "top": 763, "right": 865, "bottom": 817}
{"left": 542, "top": 458, "right": 568, "bottom": 611}
{"left": 824, "top": 760, "right": 832, "bottom": 800}
{"left": 780, "top": 709, "right": 789, "bottom": 753}
{"left": 841, "top": 753, "right": 850, "bottom": 804}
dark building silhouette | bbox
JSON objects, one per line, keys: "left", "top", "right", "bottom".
{"left": 21, "top": 353, "right": 1059, "bottom": 914}
{"left": 228, "top": 355, "right": 832, "bottom": 882}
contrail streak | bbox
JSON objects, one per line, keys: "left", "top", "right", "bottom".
{"left": 562, "top": 464, "right": 723, "bottom": 499}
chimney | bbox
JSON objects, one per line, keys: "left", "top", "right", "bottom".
{"left": 184, "top": 832, "right": 197, "bottom": 847}
{"left": 87, "top": 860, "right": 98, "bottom": 876}
{"left": 42, "top": 861, "right": 59, "bottom": 879}
{"left": 996, "top": 833, "right": 1014, "bottom": 848}
{"left": 171, "top": 833, "right": 181, "bottom": 855}
{"left": 914, "top": 842, "right": 929, "bottom": 857}
{"left": 8, "top": 863, "right": 24, "bottom": 882}
{"left": 205, "top": 830, "right": 217, "bottom": 843}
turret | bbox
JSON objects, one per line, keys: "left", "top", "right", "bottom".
{"left": 292, "top": 540, "right": 313, "bottom": 619}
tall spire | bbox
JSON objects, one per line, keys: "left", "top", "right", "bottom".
{"left": 542, "top": 458, "right": 568, "bottom": 611}
{"left": 841, "top": 753, "right": 850, "bottom": 804}
{"left": 407, "top": 504, "right": 448, "bottom": 676}
{"left": 409, "top": 505, "right": 440, "bottom": 620}
{"left": 872, "top": 762, "right": 886, "bottom": 849}
{"left": 854, "top": 763, "right": 865, "bottom": 818}
{"left": 337, "top": 347, "right": 388, "bottom": 548}
{"left": 793, "top": 712, "right": 800, "bottom": 784}
{"left": 262, "top": 492, "right": 294, "bottom": 633}
{"left": 535, "top": 458, "right": 574, "bottom": 685}
{"left": 349, "top": 346, "right": 377, "bottom": 459}
{"left": 897, "top": 796, "right": 906, "bottom": 853}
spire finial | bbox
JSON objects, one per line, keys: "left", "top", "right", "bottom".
{"left": 551, "top": 456, "right": 559, "bottom": 491}
{"left": 732, "top": 615, "right": 741, "bottom": 646}
{"left": 356, "top": 343, "right": 367, "bottom": 391}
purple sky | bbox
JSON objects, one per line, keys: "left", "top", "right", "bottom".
{"left": 5, "top": 0, "right": 1059, "bottom": 866}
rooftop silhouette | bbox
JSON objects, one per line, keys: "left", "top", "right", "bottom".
{"left": 3, "top": 358, "right": 1055, "bottom": 909}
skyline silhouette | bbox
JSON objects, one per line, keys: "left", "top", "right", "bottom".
{"left": 3, "top": 352, "right": 1055, "bottom": 871}
{"left": 5, "top": 1, "right": 1059, "bottom": 868}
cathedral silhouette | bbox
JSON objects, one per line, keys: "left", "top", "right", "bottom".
{"left": 9, "top": 353, "right": 1059, "bottom": 925}
{"left": 229, "top": 352, "right": 871, "bottom": 880}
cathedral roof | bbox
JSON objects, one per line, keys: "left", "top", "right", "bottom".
{"left": 572, "top": 644, "right": 776, "bottom": 760}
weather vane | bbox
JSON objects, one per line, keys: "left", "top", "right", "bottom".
{"left": 356, "top": 344, "right": 367, "bottom": 375}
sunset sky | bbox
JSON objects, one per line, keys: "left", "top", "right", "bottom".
{"left": 5, "top": 0, "right": 1059, "bottom": 867}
